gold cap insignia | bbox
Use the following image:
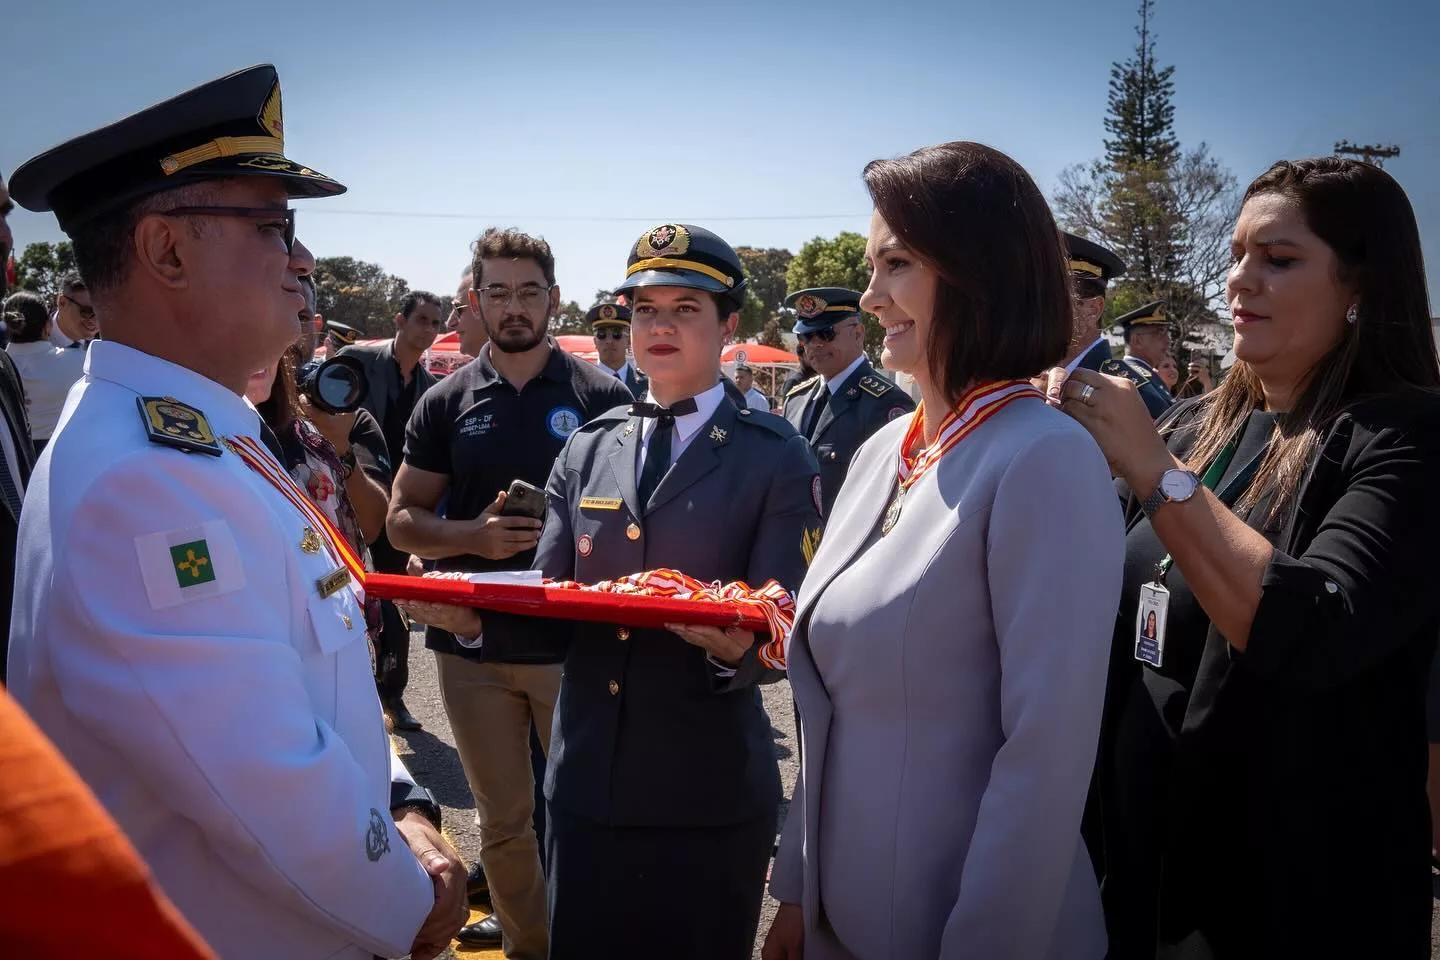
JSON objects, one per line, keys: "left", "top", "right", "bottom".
{"left": 599, "top": 305, "right": 617, "bottom": 320}
{"left": 259, "top": 80, "right": 285, "bottom": 140}
{"left": 637, "top": 223, "right": 690, "bottom": 258}
{"left": 795, "top": 294, "right": 827, "bottom": 319}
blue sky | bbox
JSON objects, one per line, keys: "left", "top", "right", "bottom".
{"left": 5, "top": 0, "right": 1437, "bottom": 309}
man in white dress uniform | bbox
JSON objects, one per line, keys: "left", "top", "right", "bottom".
{"left": 5, "top": 64, "right": 466, "bottom": 959}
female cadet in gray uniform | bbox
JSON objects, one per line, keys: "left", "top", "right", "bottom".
{"left": 403, "top": 223, "right": 820, "bottom": 959}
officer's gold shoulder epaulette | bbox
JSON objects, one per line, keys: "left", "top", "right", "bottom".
{"left": 136, "top": 397, "right": 223, "bottom": 456}
{"left": 786, "top": 376, "right": 820, "bottom": 398}
{"left": 858, "top": 375, "right": 896, "bottom": 398}
{"left": 1103, "top": 358, "right": 1150, "bottom": 387}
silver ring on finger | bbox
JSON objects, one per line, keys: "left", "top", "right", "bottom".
{"left": 1075, "top": 383, "right": 1097, "bottom": 405}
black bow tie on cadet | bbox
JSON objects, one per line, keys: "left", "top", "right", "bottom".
{"left": 631, "top": 397, "right": 699, "bottom": 508}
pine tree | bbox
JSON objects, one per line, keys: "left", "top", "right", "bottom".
{"left": 1103, "top": 0, "right": 1179, "bottom": 170}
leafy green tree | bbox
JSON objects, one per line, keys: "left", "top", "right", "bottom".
{"left": 311, "top": 257, "right": 410, "bottom": 338}
{"left": 12, "top": 241, "right": 77, "bottom": 301}
{"left": 551, "top": 300, "right": 591, "bottom": 335}
{"left": 733, "top": 246, "right": 793, "bottom": 339}
{"left": 1052, "top": 0, "right": 1237, "bottom": 363}
{"left": 785, "top": 232, "right": 882, "bottom": 358}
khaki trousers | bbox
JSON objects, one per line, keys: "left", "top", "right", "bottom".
{"left": 435, "top": 653, "right": 560, "bottom": 960}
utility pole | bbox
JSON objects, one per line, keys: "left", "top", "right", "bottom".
{"left": 1334, "top": 140, "right": 1400, "bottom": 167}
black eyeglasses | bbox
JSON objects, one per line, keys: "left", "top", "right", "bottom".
{"left": 160, "top": 207, "right": 297, "bottom": 254}
{"left": 798, "top": 327, "right": 840, "bottom": 344}
{"left": 593, "top": 328, "right": 628, "bottom": 340}
{"left": 60, "top": 294, "right": 95, "bottom": 321}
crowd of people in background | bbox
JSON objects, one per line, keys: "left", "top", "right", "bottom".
{"left": 1, "top": 61, "right": 1438, "bottom": 960}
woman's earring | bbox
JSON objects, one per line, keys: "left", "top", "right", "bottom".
{"left": 1346, "top": 304, "right": 1359, "bottom": 325}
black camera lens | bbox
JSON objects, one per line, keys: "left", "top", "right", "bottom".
{"left": 298, "top": 356, "right": 368, "bottom": 414}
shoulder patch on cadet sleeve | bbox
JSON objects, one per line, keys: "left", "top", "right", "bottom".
{"left": 887, "top": 406, "right": 909, "bottom": 422}
{"left": 134, "top": 520, "right": 246, "bottom": 609}
{"left": 858, "top": 375, "right": 891, "bottom": 398}
{"left": 137, "top": 397, "right": 224, "bottom": 456}
{"left": 786, "top": 376, "right": 820, "bottom": 398}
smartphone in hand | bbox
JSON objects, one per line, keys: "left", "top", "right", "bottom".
{"left": 499, "top": 479, "right": 548, "bottom": 521}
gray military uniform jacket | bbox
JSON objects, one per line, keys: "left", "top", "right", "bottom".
{"left": 1118, "top": 355, "right": 1173, "bottom": 419}
{"left": 516, "top": 397, "right": 821, "bottom": 827}
{"left": 783, "top": 359, "right": 914, "bottom": 517}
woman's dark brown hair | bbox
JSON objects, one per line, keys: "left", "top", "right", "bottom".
{"left": 256, "top": 344, "right": 303, "bottom": 432}
{"left": 2, "top": 291, "right": 50, "bottom": 343}
{"left": 863, "top": 141, "right": 1072, "bottom": 403}
{"left": 1183, "top": 157, "right": 1439, "bottom": 521}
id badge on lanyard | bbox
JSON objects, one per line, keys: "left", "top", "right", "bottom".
{"left": 1132, "top": 432, "right": 1269, "bottom": 669}
{"left": 1134, "top": 582, "right": 1169, "bottom": 667}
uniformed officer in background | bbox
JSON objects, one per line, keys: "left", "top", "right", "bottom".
{"left": 1059, "top": 232, "right": 1126, "bottom": 373}
{"left": 587, "top": 301, "right": 647, "bottom": 398}
{"left": 401, "top": 222, "right": 820, "bottom": 960}
{"left": 1116, "top": 300, "right": 1175, "bottom": 418}
{"left": 322, "top": 318, "right": 362, "bottom": 354}
{"left": 5, "top": 64, "right": 464, "bottom": 959}
{"left": 782, "top": 287, "right": 913, "bottom": 518}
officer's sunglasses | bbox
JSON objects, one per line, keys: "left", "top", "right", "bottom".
{"left": 593, "top": 328, "right": 628, "bottom": 340}
{"left": 160, "top": 206, "right": 297, "bottom": 254}
{"left": 797, "top": 319, "right": 859, "bottom": 345}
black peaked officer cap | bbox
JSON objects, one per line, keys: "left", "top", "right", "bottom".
{"left": 1063, "top": 232, "right": 1126, "bottom": 285}
{"left": 786, "top": 287, "right": 863, "bottom": 336}
{"left": 9, "top": 64, "right": 344, "bottom": 232}
{"left": 1116, "top": 300, "right": 1168, "bottom": 339}
{"left": 322, "top": 320, "right": 361, "bottom": 346}
{"left": 614, "top": 223, "right": 748, "bottom": 304}
{"left": 586, "top": 302, "right": 632, "bottom": 328}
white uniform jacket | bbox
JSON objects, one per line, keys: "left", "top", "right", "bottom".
{"left": 7, "top": 342, "right": 433, "bottom": 959}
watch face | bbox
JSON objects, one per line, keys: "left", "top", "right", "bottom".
{"left": 1161, "top": 470, "right": 1197, "bottom": 500}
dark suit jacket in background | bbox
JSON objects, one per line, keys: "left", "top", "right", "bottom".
{"left": 336, "top": 339, "right": 438, "bottom": 434}
{"left": 0, "top": 350, "right": 37, "bottom": 679}
{"left": 1097, "top": 393, "right": 1440, "bottom": 959}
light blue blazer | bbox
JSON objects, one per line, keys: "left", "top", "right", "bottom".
{"left": 770, "top": 396, "right": 1123, "bottom": 959}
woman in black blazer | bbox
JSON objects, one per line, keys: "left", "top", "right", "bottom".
{"left": 1049, "top": 157, "right": 1440, "bottom": 958}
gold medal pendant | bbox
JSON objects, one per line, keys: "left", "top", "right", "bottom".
{"left": 881, "top": 486, "right": 906, "bottom": 536}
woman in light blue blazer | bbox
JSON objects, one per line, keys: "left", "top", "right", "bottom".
{"left": 759, "top": 142, "right": 1125, "bottom": 959}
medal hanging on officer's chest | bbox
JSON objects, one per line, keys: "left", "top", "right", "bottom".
{"left": 882, "top": 380, "right": 1043, "bottom": 537}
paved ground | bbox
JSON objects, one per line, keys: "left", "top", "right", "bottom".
{"left": 390, "top": 628, "right": 798, "bottom": 959}
{"left": 394, "top": 628, "right": 1440, "bottom": 959}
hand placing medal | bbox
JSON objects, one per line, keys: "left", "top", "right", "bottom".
{"left": 1043, "top": 366, "right": 1178, "bottom": 490}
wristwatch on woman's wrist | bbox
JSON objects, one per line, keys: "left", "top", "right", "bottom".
{"left": 1140, "top": 468, "right": 1200, "bottom": 518}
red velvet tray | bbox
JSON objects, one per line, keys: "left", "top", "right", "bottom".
{"left": 365, "top": 573, "right": 772, "bottom": 631}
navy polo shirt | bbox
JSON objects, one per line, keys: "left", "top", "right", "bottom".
{"left": 404, "top": 339, "right": 634, "bottom": 662}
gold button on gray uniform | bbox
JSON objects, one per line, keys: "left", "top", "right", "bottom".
{"left": 608, "top": 680, "right": 620, "bottom": 696}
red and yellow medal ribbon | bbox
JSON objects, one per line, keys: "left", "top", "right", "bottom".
{"left": 552, "top": 568, "right": 796, "bottom": 671}
{"left": 225, "top": 434, "right": 367, "bottom": 591}
{"left": 896, "top": 379, "right": 1042, "bottom": 492}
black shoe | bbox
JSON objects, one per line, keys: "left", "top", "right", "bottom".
{"left": 383, "top": 699, "right": 422, "bottom": 731}
{"left": 466, "top": 862, "right": 490, "bottom": 905}
{"left": 455, "top": 914, "right": 503, "bottom": 947}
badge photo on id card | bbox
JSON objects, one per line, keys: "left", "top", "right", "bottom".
{"left": 1134, "top": 582, "right": 1169, "bottom": 668}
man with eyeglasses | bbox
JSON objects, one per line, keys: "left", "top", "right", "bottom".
{"left": 4, "top": 65, "right": 465, "bottom": 959}
{"left": 587, "top": 301, "right": 647, "bottom": 398}
{"left": 50, "top": 274, "right": 100, "bottom": 347}
{"left": 782, "top": 287, "right": 913, "bottom": 519}
{"left": 388, "top": 227, "right": 632, "bottom": 957}
{"left": 337, "top": 290, "right": 442, "bottom": 731}
{"left": 448, "top": 268, "right": 488, "bottom": 358}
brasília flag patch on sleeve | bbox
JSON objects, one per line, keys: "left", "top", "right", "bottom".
{"left": 134, "top": 520, "right": 246, "bottom": 609}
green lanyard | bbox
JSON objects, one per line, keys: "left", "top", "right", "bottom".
{"left": 1153, "top": 436, "right": 1267, "bottom": 582}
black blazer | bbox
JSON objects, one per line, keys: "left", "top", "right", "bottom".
{"left": 0, "top": 350, "right": 36, "bottom": 678}
{"left": 336, "top": 339, "right": 438, "bottom": 429}
{"left": 1098, "top": 392, "right": 1440, "bottom": 959}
